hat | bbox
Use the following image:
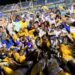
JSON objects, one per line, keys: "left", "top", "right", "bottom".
{"left": 0, "top": 26, "right": 3, "bottom": 28}
{"left": 65, "top": 14, "right": 71, "bottom": 18}
{"left": 42, "top": 6, "right": 49, "bottom": 11}
{"left": 21, "top": 14, "right": 25, "bottom": 18}
{"left": 14, "top": 48, "right": 20, "bottom": 51}
{"left": 73, "top": 10, "right": 75, "bottom": 13}
{"left": 15, "top": 41, "right": 20, "bottom": 46}
{"left": 35, "top": 18, "right": 39, "bottom": 22}
{"left": 58, "top": 5, "right": 64, "bottom": 10}
{"left": 0, "top": 12, "right": 4, "bottom": 17}
{"left": 61, "top": 11, "right": 66, "bottom": 16}
{"left": 50, "top": 13, "right": 56, "bottom": 19}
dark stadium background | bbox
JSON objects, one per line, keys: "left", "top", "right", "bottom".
{"left": 0, "top": 0, "right": 60, "bottom": 5}
{"left": 0, "top": 0, "right": 32, "bottom": 5}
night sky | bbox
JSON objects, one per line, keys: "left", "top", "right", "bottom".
{"left": 0, "top": 0, "right": 30, "bottom": 5}
{"left": 0, "top": 0, "right": 61, "bottom": 6}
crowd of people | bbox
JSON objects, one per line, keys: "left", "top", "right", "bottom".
{"left": 0, "top": 4, "right": 75, "bottom": 75}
